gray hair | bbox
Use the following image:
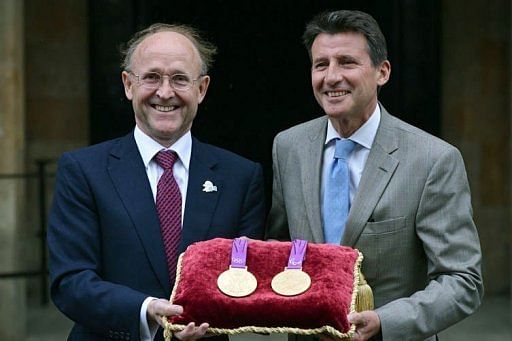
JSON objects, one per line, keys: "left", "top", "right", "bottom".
{"left": 120, "top": 23, "right": 217, "bottom": 75}
{"left": 303, "top": 10, "right": 387, "bottom": 67}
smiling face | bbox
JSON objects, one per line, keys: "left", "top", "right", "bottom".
{"left": 122, "top": 31, "right": 210, "bottom": 147}
{"left": 310, "top": 32, "right": 390, "bottom": 136}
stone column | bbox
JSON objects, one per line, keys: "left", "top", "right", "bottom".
{"left": 23, "top": 0, "right": 89, "bottom": 306}
{"left": 442, "top": 0, "right": 511, "bottom": 296}
{"left": 0, "top": 0, "right": 26, "bottom": 340}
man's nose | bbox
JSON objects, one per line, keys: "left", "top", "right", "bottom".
{"left": 156, "top": 77, "right": 175, "bottom": 98}
{"left": 325, "top": 64, "right": 343, "bottom": 85}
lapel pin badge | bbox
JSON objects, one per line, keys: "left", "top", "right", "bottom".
{"left": 202, "top": 180, "right": 218, "bottom": 193}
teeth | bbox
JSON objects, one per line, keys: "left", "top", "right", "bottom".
{"left": 327, "top": 91, "right": 349, "bottom": 97}
{"left": 155, "top": 105, "right": 177, "bottom": 112}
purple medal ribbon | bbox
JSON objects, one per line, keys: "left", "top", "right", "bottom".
{"left": 286, "top": 239, "right": 308, "bottom": 269}
{"left": 230, "top": 238, "right": 248, "bottom": 269}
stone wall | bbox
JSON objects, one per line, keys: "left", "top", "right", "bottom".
{"left": 0, "top": 0, "right": 88, "bottom": 338}
{"left": 25, "top": 0, "right": 89, "bottom": 159}
{"left": 441, "top": 0, "right": 511, "bottom": 294}
{"left": 23, "top": 0, "right": 89, "bottom": 302}
{"left": 0, "top": 1, "right": 26, "bottom": 339}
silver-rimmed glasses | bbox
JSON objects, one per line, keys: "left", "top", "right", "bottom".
{"left": 129, "top": 71, "right": 203, "bottom": 91}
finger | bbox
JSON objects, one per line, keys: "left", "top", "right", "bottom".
{"left": 153, "top": 300, "right": 183, "bottom": 317}
{"left": 175, "top": 322, "right": 196, "bottom": 339}
{"left": 348, "top": 312, "right": 369, "bottom": 327}
{"left": 348, "top": 311, "right": 381, "bottom": 340}
{"left": 351, "top": 332, "right": 363, "bottom": 341}
{"left": 348, "top": 312, "right": 363, "bottom": 325}
{"left": 175, "top": 322, "right": 211, "bottom": 340}
{"left": 196, "top": 322, "right": 209, "bottom": 334}
{"left": 147, "top": 300, "right": 183, "bottom": 327}
{"left": 347, "top": 313, "right": 366, "bottom": 341}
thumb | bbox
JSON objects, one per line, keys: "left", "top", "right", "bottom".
{"left": 348, "top": 312, "right": 362, "bottom": 324}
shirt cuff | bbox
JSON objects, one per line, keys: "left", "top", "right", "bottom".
{"left": 140, "top": 297, "right": 159, "bottom": 341}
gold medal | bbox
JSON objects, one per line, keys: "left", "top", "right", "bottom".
{"left": 271, "top": 240, "right": 311, "bottom": 296}
{"left": 217, "top": 266, "right": 258, "bottom": 297}
{"left": 217, "top": 238, "right": 257, "bottom": 297}
{"left": 271, "top": 268, "right": 311, "bottom": 296}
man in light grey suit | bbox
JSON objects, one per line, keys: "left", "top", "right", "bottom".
{"left": 266, "top": 10, "right": 483, "bottom": 341}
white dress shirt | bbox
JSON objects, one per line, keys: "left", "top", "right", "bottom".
{"left": 134, "top": 125, "right": 191, "bottom": 220}
{"left": 321, "top": 104, "right": 381, "bottom": 210}
{"left": 134, "top": 125, "right": 193, "bottom": 340}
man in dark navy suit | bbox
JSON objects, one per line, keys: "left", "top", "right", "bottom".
{"left": 48, "top": 23, "right": 265, "bottom": 341}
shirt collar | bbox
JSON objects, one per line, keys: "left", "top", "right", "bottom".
{"left": 325, "top": 104, "right": 381, "bottom": 149}
{"left": 134, "top": 125, "right": 192, "bottom": 170}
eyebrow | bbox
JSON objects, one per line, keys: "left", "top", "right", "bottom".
{"left": 313, "top": 54, "right": 360, "bottom": 63}
{"left": 144, "top": 67, "right": 189, "bottom": 75}
{"left": 339, "top": 55, "right": 358, "bottom": 63}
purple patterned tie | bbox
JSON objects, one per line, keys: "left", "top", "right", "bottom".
{"left": 155, "top": 150, "right": 182, "bottom": 283}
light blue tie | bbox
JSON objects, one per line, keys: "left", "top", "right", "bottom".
{"left": 322, "top": 139, "right": 356, "bottom": 244}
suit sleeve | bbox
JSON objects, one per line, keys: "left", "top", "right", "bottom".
{"left": 47, "top": 153, "right": 146, "bottom": 338}
{"left": 376, "top": 147, "right": 484, "bottom": 339}
{"left": 265, "top": 135, "right": 291, "bottom": 241}
{"left": 236, "top": 162, "right": 266, "bottom": 240}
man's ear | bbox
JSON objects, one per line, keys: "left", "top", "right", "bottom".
{"left": 197, "top": 75, "right": 211, "bottom": 104}
{"left": 121, "top": 71, "right": 134, "bottom": 100}
{"left": 376, "top": 60, "right": 391, "bottom": 86}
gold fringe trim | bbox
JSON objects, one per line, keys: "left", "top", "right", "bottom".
{"left": 355, "top": 272, "right": 374, "bottom": 312}
{"left": 169, "top": 252, "right": 185, "bottom": 304}
{"left": 163, "top": 249, "right": 372, "bottom": 341}
{"left": 165, "top": 323, "right": 353, "bottom": 340}
{"left": 163, "top": 252, "right": 185, "bottom": 339}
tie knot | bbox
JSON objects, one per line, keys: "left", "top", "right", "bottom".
{"left": 334, "top": 139, "right": 356, "bottom": 160}
{"left": 155, "top": 150, "right": 178, "bottom": 170}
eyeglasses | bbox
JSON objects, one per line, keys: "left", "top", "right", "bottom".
{"left": 129, "top": 71, "right": 203, "bottom": 91}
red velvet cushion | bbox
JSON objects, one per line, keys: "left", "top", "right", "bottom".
{"left": 164, "top": 238, "right": 363, "bottom": 339}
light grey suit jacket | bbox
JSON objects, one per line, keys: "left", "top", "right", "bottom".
{"left": 266, "top": 106, "right": 483, "bottom": 341}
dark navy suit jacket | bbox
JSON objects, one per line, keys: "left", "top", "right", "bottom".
{"left": 48, "top": 132, "right": 265, "bottom": 340}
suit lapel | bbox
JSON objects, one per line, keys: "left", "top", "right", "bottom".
{"left": 343, "top": 108, "right": 399, "bottom": 246}
{"left": 107, "top": 133, "right": 170, "bottom": 294}
{"left": 302, "top": 117, "right": 328, "bottom": 243}
{"left": 181, "top": 138, "right": 220, "bottom": 251}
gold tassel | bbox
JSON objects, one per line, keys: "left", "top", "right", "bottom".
{"left": 356, "top": 272, "right": 374, "bottom": 311}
